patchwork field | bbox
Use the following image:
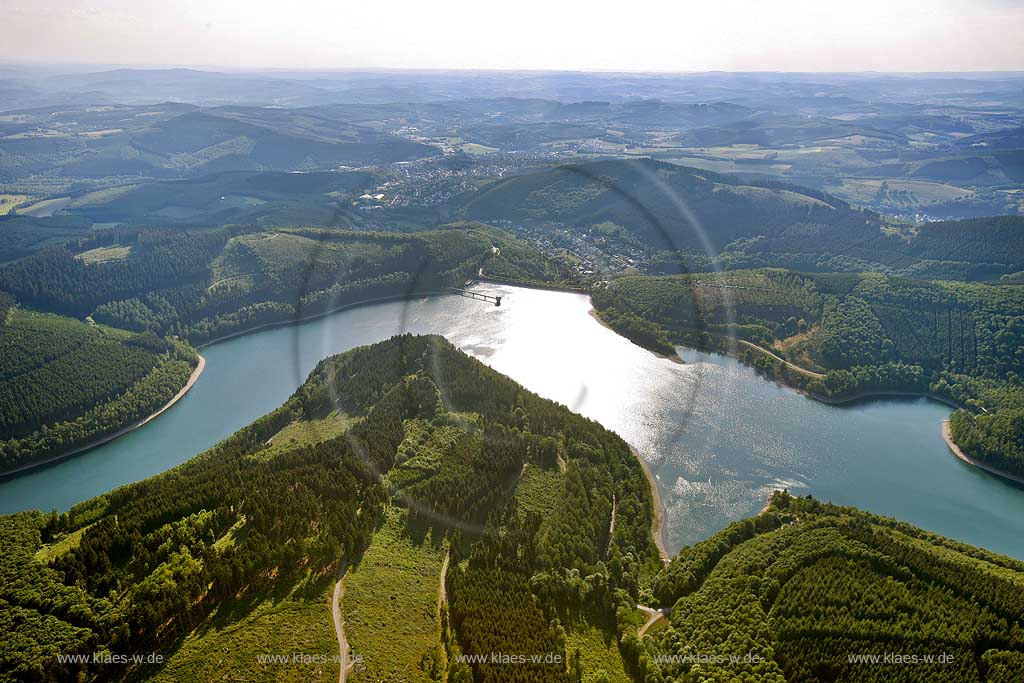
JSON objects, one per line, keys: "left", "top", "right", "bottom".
{"left": 827, "top": 177, "right": 974, "bottom": 209}
{"left": 516, "top": 464, "right": 566, "bottom": 518}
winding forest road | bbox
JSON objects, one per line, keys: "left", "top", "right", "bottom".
{"left": 736, "top": 340, "right": 824, "bottom": 379}
{"left": 333, "top": 577, "right": 353, "bottom": 683}
{"left": 606, "top": 494, "right": 617, "bottom": 559}
{"left": 437, "top": 549, "right": 450, "bottom": 622}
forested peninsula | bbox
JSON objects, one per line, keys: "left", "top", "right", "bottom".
{"left": 2, "top": 335, "right": 1022, "bottom": 683}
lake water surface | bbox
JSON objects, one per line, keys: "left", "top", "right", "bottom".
{"left": 3, "top": 284, "right": 1023, "bottom": 558}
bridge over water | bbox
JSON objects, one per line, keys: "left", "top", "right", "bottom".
{"left": 450, "top": 288, "right": 501, "bottom": 306}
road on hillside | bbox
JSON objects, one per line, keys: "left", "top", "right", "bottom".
{"left": 333, "top": 577, "right": 353, "bottom": 683}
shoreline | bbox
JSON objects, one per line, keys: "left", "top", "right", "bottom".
{"left": 0, "top": 355, "right": 206, "bottom": 480}
{"left": 942, "top": 420, "right": 1024, "bottom": 487}
{"left": 655, "top": 328, "right": 1024, "bottom": 494}
{"left": 806, "top": 388, "right": 961, "bottom": 411}
{"left": 197, "top": 282, "right": 1007, "bottom": 544}
{"left": 588, "top": 308, "right": 684, "bottom": 365}
{"left": 6, "top": 279, "right": 1010, "bottom": 522}
{"left": 631, "top": 444, "right": 671, "bottom": 565}
{"left": 672, "top": 336, "right": 1004, "bottom": 485}
{"left": 656, "top": 325, "right": 965, "bottom": 412}
{"left": 0, "top": 281, "right": 529, "bottom": 479}
{"left": 198, "top": 276, "right": 584, "bottom": 349}
{"left": 197, "top": 291, "right": 453, "bottom": 348}
{"left": 0, "top": 280, "right": 558, "bottom": 478}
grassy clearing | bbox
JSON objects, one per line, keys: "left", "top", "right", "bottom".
{"left": 33, "top": 523, "right": 94, "bottom": 563}
{"left": 212, "top": 514, "right": 249, "bottom": 551}
{"left": 640, "top": 615, "right": 669, "bottom": 638}
{"left": 664, "top": 156, "right": 791, "bottom": 175}
{"left": 139, "top": 572, "right": 340, "bottom": 683}
{"left": 716, "top": 183, "right": 832, "bottom": 208}
{"left": 773, "top": 327, "right": 825, "bottom": 372}
{"left": 259, "top": 411, "right": 362, "bottom": 459}
{"left": 78, "top": 128, "right": 124, "bottom": 138}
{"left": 68, "top": 185, "right": 139, "bottom": 207}
{"left": 343, "top": 508, "right": 446, "bottom": 683}
{"left": 0, "top": 194, "right": 30, "bottom": 214}
{"left": 773, "top": 327, "right": 817, "bottom": 354}
{"left": 75, "top": 245, "right": 133, "bottom": 264}
{"left": 565, "top": 619, "right": 632, "bottom": 683}
{"left": 515, "top": 465, "right": 565, "bottom": 517}
{"left": 17, "top": 196, "right": 72, "bottom": 217}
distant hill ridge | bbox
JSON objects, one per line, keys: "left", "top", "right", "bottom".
{"left": 461, "top": 157, "right": 1024, "bottom": 278}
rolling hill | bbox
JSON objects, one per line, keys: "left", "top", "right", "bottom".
{"left": 0, "top": 334, "right": 658, "bottom": 682}
{"left": 0, "top": 106, "right": 435, "bottom": 183}
{"left": 460, "top": 158, "right": 1024, "bottom": 278}
{"left": 461, "top": 157, "right": 881, "bottom": 254}
{"left": 58, "top": 169, "right": 379, "bottom": 227}
{"left": 0, "top": 223, "right": 562, "bottom": 343}
{"left": 646, "top": 492, "right": 1024, "bottom": 683}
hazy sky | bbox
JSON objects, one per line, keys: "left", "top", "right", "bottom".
{"left": 4, "top": 0, "right": 1024, "bottom": 72}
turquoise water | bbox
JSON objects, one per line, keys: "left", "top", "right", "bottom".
{"left": 2, "top": 284, "right": 1022, "bottom": 558}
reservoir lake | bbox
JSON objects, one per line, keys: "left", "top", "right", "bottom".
{"left": 2, "top": 283, "right": 1023, "bottom": 559}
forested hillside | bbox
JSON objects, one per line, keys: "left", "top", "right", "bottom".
{"left": 592, "top": 269, "right": 1024, "bottom": 476}
{"left": 463, "top": 158, "right": 873, "bottom": 256}
{"left": 641, "top": 492, "right": 1024, "bottom": 683}
{"left": 3, "top": 338, "right": 1022, "bottom": 682}
{"left": 1, "top": 66, "right": 1023, "bottom": 683}
{"left": 460, "top": 158, "right": 1024, "bottom": 280}
{"left": 0, "top": 335, "right": 658, "bottom": 682}
{"left": 0, "top": 223, "right": 559, "bottom": 345}
{"left": 0, "top": 303, "right": 199, "bottom": 474}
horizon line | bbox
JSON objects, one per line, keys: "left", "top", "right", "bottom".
{"left": 4, "top": 61, "right": 1024, "bottom": 77}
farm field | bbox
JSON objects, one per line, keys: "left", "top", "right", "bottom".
{"left": 826, "top": 177, "right": 975, "bottom": 209}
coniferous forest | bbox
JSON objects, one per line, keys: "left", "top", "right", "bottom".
{"left": 0, "top": 305, "right": 200, "bottom": 473}
{"left": 2, "top": 336, "right": 1023, "bottom": 683}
